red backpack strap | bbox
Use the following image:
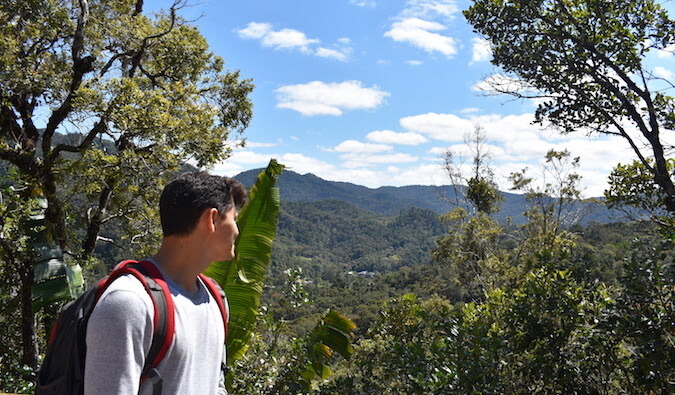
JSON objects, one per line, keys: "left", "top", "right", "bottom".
{"left": 99, "top": 260, "right": 175, "bottom": 386}
{"left": 199, "top": 274, "right": 229, "bottom": 342}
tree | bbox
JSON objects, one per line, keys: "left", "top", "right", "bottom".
{"left": 434, "top": 126, "right": 507, "bottom": 300}
{"left": 441, "top": 125, "right": 503, "bottom": 215}
{"left": 464, "top": 0, "right": 675, "bottom": 212}
{"left": 0, "top": 0, "right": 253, "bottom": 372}
{"left": 509, "top": 149, "right": 585, "bottom": 253}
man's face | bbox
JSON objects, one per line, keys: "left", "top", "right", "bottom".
{"left": 213, "top": 206, "right": 239, "bottom": 261}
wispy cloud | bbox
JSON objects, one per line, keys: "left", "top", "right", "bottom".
{"left": 238, "top": 22, "right": 318, "bottom": 52}
{"left": 385, "top": 18, "right": 457, "bottom": 58}
{"left": 400, "top": 112, "right": 470, "bottom": 142}
{"left": 655, "top": 43, "right": 675, "bottom": 58}
{"left": 653, "top": 66, "right": 674, "bottom": 80}
{"left": 366, "top": 130, "right": 428, "bottom": 145}
{"left": 385, "top": 0, "right": 459, "bottom": 58}
{"left": 350, "top": 0, "right": 376, "bottom": 7}
{"left": 332, "top": 140, "right": 393, "bottom": 153}
{"left": 459, "top": 107, "right": 480, "bottom": 114}
{"left": 245, "top": 141, "right": 279, "bottom": 148}
{"left": 400, "top": 0, "right": 459, "bottom": 19}
{"left": 275, "top": 81, "right": 390, "bottom": 116}
{"left": 341, "top": 152, "right": 419, "bottom": 168}
{"left": 316, "top": 47, "right": 351, "bottom": 62}
{"left": 406, "top": 60, "right": 424, "bottom": 66}
{"left": 470, "top": 37, "right": 491, "bottom": 64}
{"left": 237, "top": 22, "right": 353, "bottom": 61}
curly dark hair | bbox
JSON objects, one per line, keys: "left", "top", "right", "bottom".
{"left": 159, "top": 172, "right": 247, "bottom": 236}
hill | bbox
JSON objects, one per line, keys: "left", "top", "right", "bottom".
{"left": 234, "top": 168, "right": 627, "bottom": 224}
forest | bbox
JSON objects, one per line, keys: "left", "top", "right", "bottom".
{"left": 0, "top": 0, "right": 673, "bottom": 394}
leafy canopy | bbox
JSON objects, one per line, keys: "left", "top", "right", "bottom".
{"left": 464, "top": 0, "right": 675, "bottom": 212}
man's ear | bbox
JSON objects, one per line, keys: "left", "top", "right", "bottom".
{"left": 201, "top": 208, "right": 219, "bottom": 233}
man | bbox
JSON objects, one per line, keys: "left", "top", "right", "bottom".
{"left": 85, "top": 172, "right": 246, "bottom": 394}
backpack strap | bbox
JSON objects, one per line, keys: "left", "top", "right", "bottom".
{"left": 199, "top": 274, "right": 229, "bottom": 342}
{"left": 98, "top": 259, "right": 175, "bottom": 393}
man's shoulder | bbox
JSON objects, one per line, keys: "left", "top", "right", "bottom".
{"left": 95, "top": 274, "right": 154, "bottom": 312}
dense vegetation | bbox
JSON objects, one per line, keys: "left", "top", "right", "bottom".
{"left": 1, "top": 0, "right": 674, "bottom": 393}
{"left": 216, "top": 189, "right": 671, "bottom": 393}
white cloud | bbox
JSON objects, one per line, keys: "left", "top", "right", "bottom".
{"left": 350, "top": 0, "right": 376, "bottom": 7}
{"left": 393, "top": 163, "right": 448, "bottom": 186}
{"left": 460, "top": 107, "right": 480, "bottom": 114}
{"left": 406, "top": 60, "right": 423, "bottom": 66}
{"left": 470, "top": 37, "right": 491, "bottom": 64}
{"left": 366, "top": 130, "right": 428, "bottom": 145}
{"left": 385, "top": 18, "right": 458, "bottom": 58}
{"left": 400, "top": 112, "right": 471, "bottom": 141}
{"left": 238, "top": 22, "right": 352, "bottom": 61}
{"left": 341, "top": 152, "right": 419, "bottom": 168}
{"left": 238, "top": 22, "right": 318, "bottom": 52}
{"left": 377, "top": 59, "right": 390, "bottom": 65}
{"left": 246, "top": 141, "right": 279, "bottom": 148}
{"left": 332, "top": 140, "right": 393, "bottom": 153}
{"left": 226, "top": 150, "right": 272, "bottom": 164}
{"left": 655, "top": 43, "right": 675, "bottom": 58}
{"left": 653, "top": 66, "right": 674, "bottom": 80}
{"left": 275, "top": 81, "right": 390, "bottom": 116}
{"left": 427, "top": 146, "right": 448, "bottom": 155}
{"left": 279, "top": 153, "right": 336, "bottom": 175}
{"left": 237, "top": 22, "right": 271, "bottom": 39}
{"left": 402, "top": 112, "right": 546, "bottom": 146}
{"left": 290, "top": 136, "right": 300, "bottom": 141}
{"left": 401, "top": 0, "right": 459, "bottom": 20}
{"left": 316, "top": 47, "right": 350, "bottom": 62}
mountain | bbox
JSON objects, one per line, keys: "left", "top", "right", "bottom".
{"left": 234, "top": 168, "right": 627, "bottom": 224}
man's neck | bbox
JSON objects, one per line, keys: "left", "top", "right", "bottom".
{"left": 152, "top": 236, "right": 207, "bottom": 293}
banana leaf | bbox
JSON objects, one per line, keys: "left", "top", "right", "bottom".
{"left": 300, "top": 309, "right": 356, "bottom": 389}
{"left": 204, "top": 159, "right": 284, "bottom": 364}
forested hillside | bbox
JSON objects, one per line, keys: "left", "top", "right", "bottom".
{"left": 235, "top": 169, "right": 629, "bottom": 224}
{"left": 258, "top": 200, "right": 663, "bottom": 333}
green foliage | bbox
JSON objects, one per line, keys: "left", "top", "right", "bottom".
{"left": 464, "top": 0, "right": 675, "bottom": 212}
{"left": 318, "top": 147, "right": 673, "bottom": 393}
{"left": 205, "top": 159, "right": 284, "bottom": 365}
{"left": 229, "top": 307, "right": 355, "bottom": 394}
{"left": 441, "top": 125, "right": 503, "bottom": 215}
{"left": 432, "top": 208, "right": 509, "bottom": 300}
{"left": 327, "top": 242, "right": 672, "bottom": 393}
{"left": 299, "top": 310, "right": 356, "bottom": 390}
{"left": 607, "top": 237, "right": 674, "bottom": 392}
{"left": 0, "top": 0, "right": 254, "bottom": 373}
{"left": 466, "top": 176, "right": 503, "bottom": 215}
{"left": 606, "top": 159, "right": 675, "bottom": 228}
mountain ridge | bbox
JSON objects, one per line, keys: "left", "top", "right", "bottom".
{"left": 233, "top": 168, "right": 626, "bottom": 224}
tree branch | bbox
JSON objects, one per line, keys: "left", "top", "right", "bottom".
{"left": 43, "top": 0, "right": 95, "bottom": 160}
{"left": 50, "top": 117, "right": 107, "bottom": 160}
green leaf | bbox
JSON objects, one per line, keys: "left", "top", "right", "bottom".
{"left": 205, "top": 159, "right": 284, "bottom": 365}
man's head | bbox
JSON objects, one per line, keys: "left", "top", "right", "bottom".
{"left": 159, "top": 172, "right": 247, "bottom": 237}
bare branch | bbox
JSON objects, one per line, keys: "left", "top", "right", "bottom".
{"left": 50, "top": 117, "right": 107, "bottom": 159}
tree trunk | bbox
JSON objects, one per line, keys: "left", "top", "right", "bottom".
{"left": 648, "top": 134, "right": 675, "bottom": 213}
{"left": 19, "top": 258, "right": 37, "bottom": 369}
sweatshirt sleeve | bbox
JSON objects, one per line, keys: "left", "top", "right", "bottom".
{"left": 84, "top": 277, "right": 154, "bottom": 395}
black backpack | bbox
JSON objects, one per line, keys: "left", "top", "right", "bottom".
{"left": 35, "top": 259, "right": 228, "bottom": 395}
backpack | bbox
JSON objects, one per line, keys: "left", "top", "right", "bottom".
{"left": 35, "top": 259, "right": 228, "bottom": 395}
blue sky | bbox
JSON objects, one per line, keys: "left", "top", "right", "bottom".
{"left": 147, "top": 0, "right": 675, "bottom": 197}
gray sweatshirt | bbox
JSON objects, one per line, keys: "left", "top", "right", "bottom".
{"left": 84, "top": 262, "right": 226, "bottom": 394}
